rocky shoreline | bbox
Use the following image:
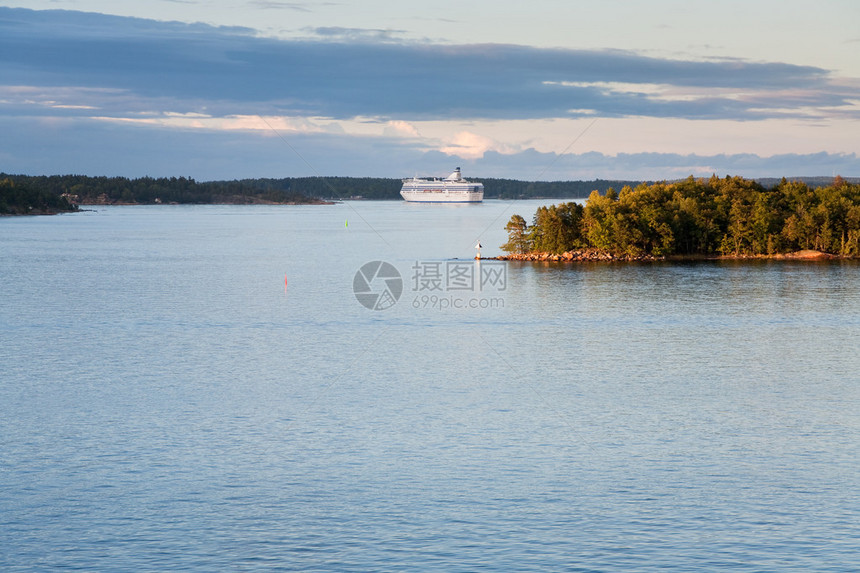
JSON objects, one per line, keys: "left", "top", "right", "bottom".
{"left": 486, "top": 249, "right": 847, "bottom": 263}
{"left": 487, "top": 250, "right": 659, "bottom": 262}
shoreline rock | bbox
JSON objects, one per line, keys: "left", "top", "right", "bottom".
{"left": 487, "top": 249, "right": 663, "bottom": 262}
{"left": 774, "top": 249, "right": 835, "bottom": 260}
{"left": 488, "top": 249, "right": 852, "bottom": 263}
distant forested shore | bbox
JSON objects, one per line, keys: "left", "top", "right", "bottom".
{"left": 0, "top": 174, "right": 333, "bottom": 214}
{"left": 1, "top": 177, "right": 80, "bottom": 215}
{"left": 500, "top": 175, "right": 860, "bottom": 259}
{"left": 0, "top": 173, "right": 644, "bottom": 214}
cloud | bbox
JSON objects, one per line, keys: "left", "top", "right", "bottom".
{"left": 1, "top": 7, "right": 858, "bottom": 180}
{"left": 2, "top": 7, "right": 856, "bottom": 123}
{"left": 1, "top": 112, "right": 856, "bottom": 181}
{"left": 248, "top": 1, "right": 313, "bottom": 11}
{"left": 89, "top": 112, "right": 345, "bottom": 135}
{"left": 469, "top": 149, "right": 860, "bottom": 181}
{"left": 439, "top": 132, "right": 516, "bottom": 160}
{"left": 383, "top": 120, "right": 421, "bottom": 138}
{"left": 309, "top": 26, "right": 407, "bottom": 42}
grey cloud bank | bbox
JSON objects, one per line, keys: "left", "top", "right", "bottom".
{"left": 4, "top": 115, "right": 855, "bottom": 181}
{"left": 1, "top": 7, "right": 857, "bottom": 179}
{"left": 1, "top": 7, "right": 850, "bottom": 121}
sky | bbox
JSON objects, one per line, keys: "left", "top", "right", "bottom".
{"left": 1, "top": 0, "right": 858, "bottom": 181}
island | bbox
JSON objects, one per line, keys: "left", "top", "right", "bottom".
{"left": 495, "top": 175, "right": 860, "bottom": 260}
{"left": 0, "top": 174, "right": 331, "bottom": 215}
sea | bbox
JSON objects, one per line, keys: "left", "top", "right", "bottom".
{"left": 1, "top": 201, "right": 858, "bottom": 571}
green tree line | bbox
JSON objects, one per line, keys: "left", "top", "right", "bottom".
{"left": 502, "top": 175, "right": 860, "bottom": 257}
{"left": 0, "top": 178, "right": 78, "bottom": 215}
{"left": 222, "top": 176, "right": 642, "bottom": 200}
{"left": 0, "top": 173, "right": 643, "bottom": 204}
{"left": 0, "top": 174, "right": 325, "bottom": 205}
{"left": 481, "top": 178, "right": 644, "bottom": 199}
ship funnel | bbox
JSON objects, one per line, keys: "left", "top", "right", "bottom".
{"left": 445, "top": 167, "right": 462, "bottom": 181}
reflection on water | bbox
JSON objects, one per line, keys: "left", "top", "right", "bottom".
{"left": 1, "top": 205, "right": 858, "bottom": 571}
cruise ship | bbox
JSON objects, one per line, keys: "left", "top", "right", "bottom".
{"left": 400, "top": 168, "right": 484, "bottom": 203}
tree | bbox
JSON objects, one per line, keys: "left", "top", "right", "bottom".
{"left": 582, "top": 189, "right": 619, "bottom": 252}
{"left": 501, "top": 214, "right": 532, "bottom": 253}
{"left": 529, "top": 202, "right": 585, "bottom": 254}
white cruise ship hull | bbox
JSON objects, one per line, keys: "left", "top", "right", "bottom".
{"left": 400, "top": 168, "right": 484, "bottom": 203}
{"left": 400, "top": 187, "right": 484, "bottom": 203}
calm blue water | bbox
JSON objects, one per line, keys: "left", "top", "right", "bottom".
{"left": 2, "top": 202, "right": 859, "bottom": 571}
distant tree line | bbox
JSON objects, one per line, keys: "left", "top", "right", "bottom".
{"left": 0, "top": 178, "right": 78, "bottom": 215}
{"left": 0, "top": 173, "right": 644, "bottom": 207}
{"left": 206, "top": 176, "right": 639, "bottom": 200}
{"left": 482, "top": 178, "right": 644, "bottom": 199}
{"left": 0, "top": 174, "right": 327, "bottom": 206}
{"left": 502, "top": 175, "right": 860, "bottom": 257}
